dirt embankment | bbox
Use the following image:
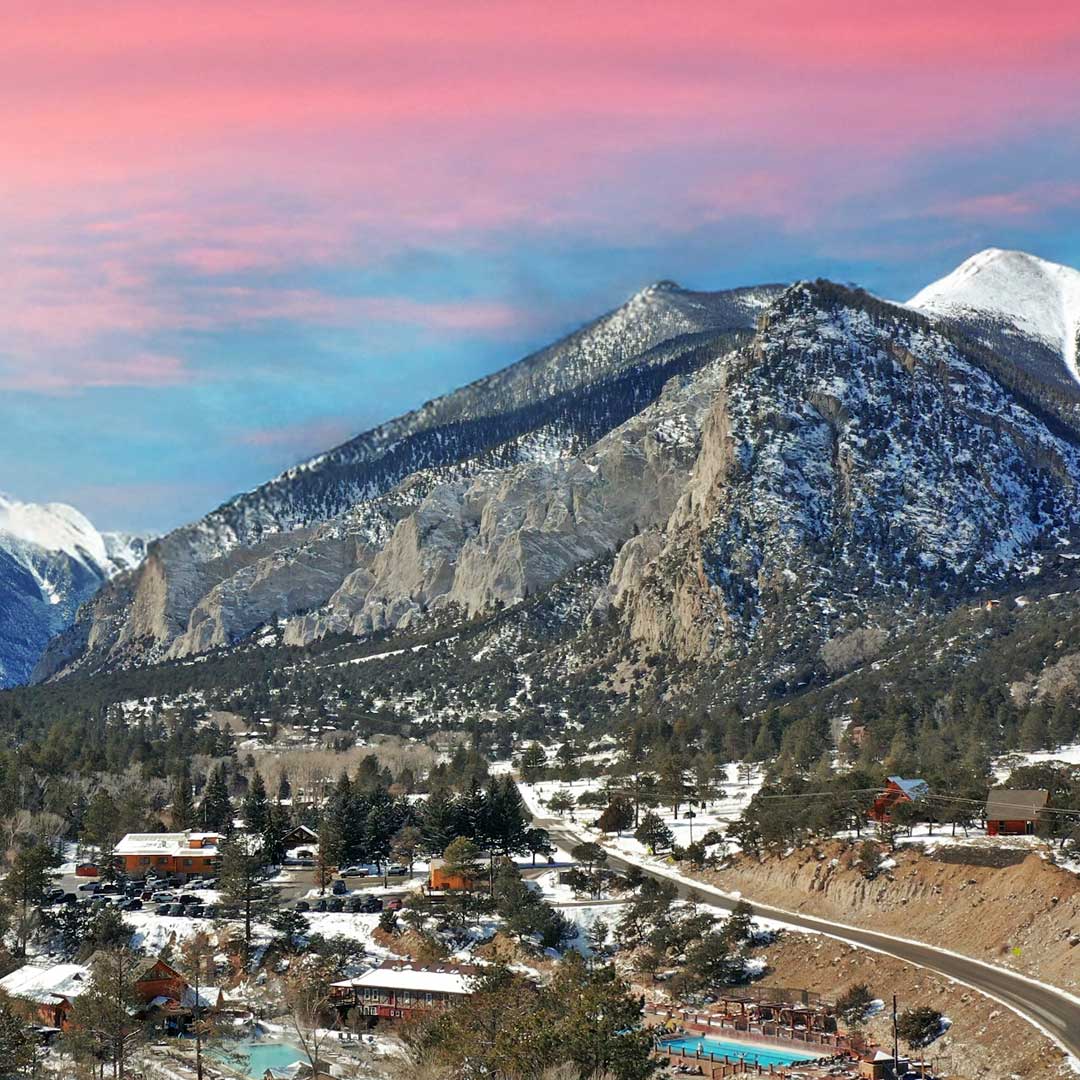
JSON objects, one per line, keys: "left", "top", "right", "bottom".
{"left": 693, "top": 841, "right": 1080, "bottom": 992}
{"left": 758, "top": 932, "right": 1072, "bottom": 1080}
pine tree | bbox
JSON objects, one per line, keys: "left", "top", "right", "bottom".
{"left": 277, "top": 770, "right": 292, "bottom": 802}
{"left": 243, "top": 771, "right": 270, "bottom": 836}
{"left": 420, "top": 789, "right": 459, "bottom": 856}
{"left": 201, "top": 764, "right": 234, "bottom": 833}
{"left": 218, "top": 835, "right": 272, "bottom": 963}
{"left": 171, "top": 764, "right": 196, "bottom": 829}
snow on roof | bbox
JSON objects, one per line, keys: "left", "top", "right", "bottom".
{"left": 113, "top": 831, "right": 224, "bottom": 857}
{"left": 333, "top": 962, "right": 475, "bottom": 996}
{"left": 0, "top": 963, "right": 90, "bottom": 1004}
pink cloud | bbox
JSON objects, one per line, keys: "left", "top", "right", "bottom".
{"left": 931, "top": 182, "right": 1080, "bottom": 222}
{"left": 237, "top": 417, "right": 356, "bottom": 452}
{"left": 1, "top": 353, "right": 192, "bottom": 394}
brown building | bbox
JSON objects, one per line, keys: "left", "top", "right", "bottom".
{"left": 330, "top": 961, "right": 477, "bottom": 1023}
{"left": 985, "top": 788, "right": 1049, "bottom": 836}
{"left": 112, "top": 831, "right": 224, "bottom": 879}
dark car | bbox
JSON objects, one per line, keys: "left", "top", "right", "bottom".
{"left": 187, "top": 906, "right": 205, "bottom": 918}
{"left": 78, "top": 882, "right": 100, "bottom": 893}
{"left": 312, "top": 899, "right": 327, "bottom": 913}
{"left": 202, "top": 905, "right": 220, "bottom": 919}
{"left": 168, "top": 903, "right": 185, "bottom": 916}
{"left": 99, "top": 882, "right": 122, "bottom": 895}
{"left": 179, "top": 894, "right": 201, "bottom": 906}
{"left": 44, "top": 887, "right": 66, "bottom": 904}
{"left": 156, "top": 904, "right": 173, "bottom": 915}
{"left": 327, "top": 897, "right": 344, "bottom": 912}
{"left": 294, "top": 900, "right": 310, "bottom": 913}
{"left": 330, "top": 880, "right": 347, "bottom": 895}
{"left": 62, "top": 893, "right": 78, "bottom": 905}
{"left": 360, "top": 896, "right": 383, "bottom": 913}
{"left": 344, "top": 897, "right": 362, "bottom": 913}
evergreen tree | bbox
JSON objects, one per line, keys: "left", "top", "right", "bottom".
{"left": 3, "top": 843, "right": 58, "bottom": 955}
{"left": 217, "top": 835, "right": 272, "bottom": 962}
{"left": 243, "top": 771, "right": 270, "bottom": 836}
{"left": 277, "top": 770, "right": 292, "bottom": 802}
{"left": 0, "top": 992, "right": 35, "bottom": 1075}
{"left": 201, "top": 764, "right": 234, "bottom": 832}
{"left": 420, "top": 789, "right": 459, "bottom": 856}
{"left": 171, "top": 764, "right": 196, "bottom": 829}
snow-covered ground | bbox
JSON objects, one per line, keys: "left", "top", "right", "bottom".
{"left": 993, "top": 743, "right": 1080, "bottom": 781}
{"left": 520, "top": 760, "right": 763, "bottom": 860}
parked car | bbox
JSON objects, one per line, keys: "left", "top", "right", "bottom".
{"left": 167, "top": 903, "right": 185, "bottom": 916}
{"left": 340, "top": 866, "right": 368, "bottom": 877}
{"left": 344, "top": 897, "right": 362, "bottom": 913}
{"left": 99, "top": 882, "right": 122, "bottom": 894}
{"left": 156, "top": 904, "right": 173, "bottom": 915}
{"left": 359, "top": 896, "right": 383, "bottom": 913}
{"left": 312, "top": 899, "right": 327, "bottom": 913}
{"left": 387, "top": 865, "right": 407, "bottom": 876}
{"left": 62, "top": 893, "right": 77, "bottom": 905}
{"left": 77, "top": 882, "right": 100, "bottom": 893}
{"left": 44, "top": 887, "right": 66, "bottom": 903}
{"left": 151, "top": 892, "right": 177, "bottom": 903}
{"left": 203, "top": 905, "right": 219, "bottom": 919}
{"left": 187, "top": 906, "right": 205, "bottom": 919}
{"left": 294, "top": 900, "right": 310, "bottom": 913}
{"left": 327, "top": 897, "right": 344, "bottom": 912}
{"left": 330, "top": 880, "right": 347, "bottom": 895}
{"left": 385, "top": 898, "right": 403, "bottom": 911}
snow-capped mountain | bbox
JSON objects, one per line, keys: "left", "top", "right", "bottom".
{"left": 908, "top": 248, "right": 1080, "bottom": 394}
{"left": 0, "top": 494, "right": 148, "bottom": 686}
{"left": 35, "top": 280, "right": 782, "bottom": 679}
{"left": 31, "top": 249, "right": 1080, "bottom": 694}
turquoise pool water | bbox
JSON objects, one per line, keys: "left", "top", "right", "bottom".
{"left": 660, "top": 1035, "right": 816, "bottom": 1068}
{"left": 210, "top": 1039, "right": 307, "bottom": 1078}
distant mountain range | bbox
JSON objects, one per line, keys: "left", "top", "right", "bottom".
{"left": 0, "top": 494, "right": 147, "bottom": 686}
{"left": 22, "top": 248, "right": 1080, "bottom": 704}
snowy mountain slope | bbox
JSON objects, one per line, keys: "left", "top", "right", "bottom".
{"left": 908, "top": 248, "right": 1080, "bottom": 392}
{"left": 34, "top": 281, "right": 780, "bottom": 681}
{"left": 620, "top": 281, "right": 1080, "bottom": 666}
{"left": 0, "top": 495, "right": 148, "bottom": 686}
{"left": 31, "top": 250, "right": 1080, "bottom": 693}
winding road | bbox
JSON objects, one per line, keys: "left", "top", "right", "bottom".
{"left": 543, "top": 822, "right": 1080, "bottom": 1059}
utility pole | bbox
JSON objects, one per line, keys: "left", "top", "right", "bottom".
{"left": 892, "top": 994, "right": 899, "bottom": 1078}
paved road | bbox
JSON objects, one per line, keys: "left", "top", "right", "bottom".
{"left": 545, "top": 823, "right": 1080, "bottom": 1058}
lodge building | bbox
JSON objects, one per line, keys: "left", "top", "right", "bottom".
{"left": 330, "top": 960, "right": 477, "bottom": 1023}
{"left": 112, "top": 831, "right": 225, "bottom": 879}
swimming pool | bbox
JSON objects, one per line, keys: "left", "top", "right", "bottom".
{"left": 660, "top": 1035, "right": 816, "bottom": 1069}
{"left": 209, "top": 1039, "right": 307, "bottom": 1078}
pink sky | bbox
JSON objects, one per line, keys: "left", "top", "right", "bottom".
{"left": 2, "top": 1, "right": 1079, "bottom": 530}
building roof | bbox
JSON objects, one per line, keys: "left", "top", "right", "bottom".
{"left": 332, "top": 961, "right": 477, "bottom": 996}
{"left": 985, "top": 788, "right": 1050, "bottom": 821}
{"left": 0, "top": 962, "right": 90, "bottom": 1004}
{"left": 886, "top": 776, "right": 929, "bottom": 800}
{"left": 113, "top": 831, "right": 224, "bottom": 858}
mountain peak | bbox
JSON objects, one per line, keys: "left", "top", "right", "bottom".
{"left": 909, "top": 248, "right": 1080, "bottom": 384}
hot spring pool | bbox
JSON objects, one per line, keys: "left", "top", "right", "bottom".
{"left": 660, "top": 1034, "right": 816, "bottom": 1069}
{"left": 209, "top": 1039, "right": 307, "bottom": 1078}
